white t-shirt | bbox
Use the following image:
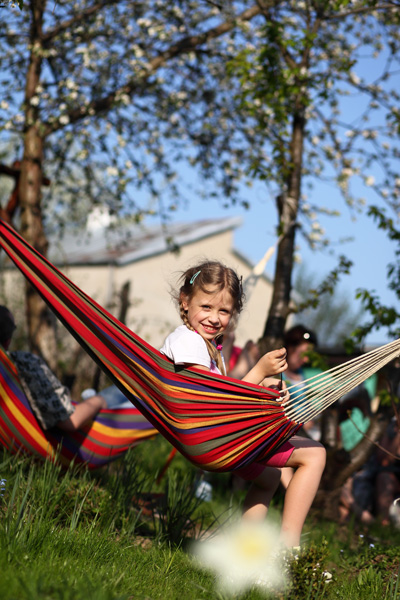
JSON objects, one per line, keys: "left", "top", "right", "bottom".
{"left": 160, "top": 325, "right": 224, "bottom": 374}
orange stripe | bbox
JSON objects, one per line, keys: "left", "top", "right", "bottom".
{"left": 2, "top": 393, "right": 56, "bottom": 458}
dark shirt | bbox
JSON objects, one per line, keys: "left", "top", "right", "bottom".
{"left": 11, "top": 351, "right": 74, "bottom": 430}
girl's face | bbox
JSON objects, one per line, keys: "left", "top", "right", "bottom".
{"left": 182, "top": 286, "right": 234, "bottom": 342}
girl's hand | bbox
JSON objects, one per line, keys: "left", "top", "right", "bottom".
{"left": 241, "top": 347, "right": 287, "bottom": 386}
{"left": 261, "top": 377, "right": 289, "bottom": 402}
{"left": 258, "top": 347, "right": 287, "bottom": 376}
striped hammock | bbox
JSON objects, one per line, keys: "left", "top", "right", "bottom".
{"left": 1, "top": 220, "right": 399, "bottom": 472}
{"left": 0, "top": 346, "right": 157, "bottom": 468}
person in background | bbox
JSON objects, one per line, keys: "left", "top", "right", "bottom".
{"left": 282, "top": 325, "right": 318, "bottom": 387}
{"left": 223, "top": 329, "right": 261, "bottom": 380}
{"left": 338, "top": 418, "right": 400, "bottom": 526}
{"left": 374, "top": 418, "right": 400, "bottom": 526}
{"left": 282, "top": 325, "right": 321, "bottom": 442}
{"left": 0, "top": 305, "right": 107, "bottom": 432}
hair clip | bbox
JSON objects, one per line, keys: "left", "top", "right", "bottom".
{"left": 190, "top": 270, "right": 201, "bottom": 284}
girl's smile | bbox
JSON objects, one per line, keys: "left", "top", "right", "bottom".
{"left": 182, "top": 287, "right": 234, "bottom": 341}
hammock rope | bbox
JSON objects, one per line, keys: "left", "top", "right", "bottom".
{"left": 282, "top": 338, "right": 400, "bottom": 422}
{"left": 0, "top": 219, "right": 399, "bottom": 472}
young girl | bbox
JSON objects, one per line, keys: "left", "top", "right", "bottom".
{"left": 160, "top": 261, "right": 326, "bottom": 548}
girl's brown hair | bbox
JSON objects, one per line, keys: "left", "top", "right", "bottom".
{"left": 177, "top": 261, "right": 244, "bottom": 375}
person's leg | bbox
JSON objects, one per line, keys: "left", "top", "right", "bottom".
{"left": 242, "top": 466, "right": 282, "bottom": 520}
{"left": 339, "top": 477, "right": 354, "bottom": 523}
{"left": 58, "top": 394, "right": 107, "bottom": 431}
{"left": 375, "top": 471, "right": 400, "bottom": 525}
{"left": 280, "top": 467, "right": 294, "bottom": 490}
{"left": 280, "top": 437, "right": 326, "bottom": 547}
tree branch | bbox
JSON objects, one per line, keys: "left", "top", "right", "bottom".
{"left": 41, "top": 0, "right": 121, "bottom": 45}
{"left": 326, "top": 2, "right": 400, "bottom": 20}
{"left": 43, "top": 4, "right": 261, "bottom": 136}
{"left": 255, "top": 0, "right": 298, "bottom": 71}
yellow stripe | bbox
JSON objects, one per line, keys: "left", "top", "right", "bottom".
{"left": 3, "top": 395, "right": 56, "bottom": 458}
{"left": 89, "top": 421, "right": 157, "bottom": 440}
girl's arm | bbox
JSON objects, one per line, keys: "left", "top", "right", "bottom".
{"left": 242, "top": 348, "right": 287, "bottom": 385}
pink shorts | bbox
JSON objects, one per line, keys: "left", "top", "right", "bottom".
{"left": 234, "top": 441, "right": 295, "bottom": 481}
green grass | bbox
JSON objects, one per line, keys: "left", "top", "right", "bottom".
{"left": 0, "top": 438, "right": 399, "bottom": 599}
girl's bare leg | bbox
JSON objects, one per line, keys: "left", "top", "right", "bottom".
{"left": 280, "top": 437, "right": 326, "bottom": 547}
{"left": 242, "top": 466, "right": 282, "bottom": 520}
{"left": 280, "top": 467, "right": 294, "bottom": 490}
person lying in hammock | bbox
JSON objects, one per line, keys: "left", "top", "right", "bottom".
{"left": 0, "top": 305, "right": 118, "bottom": 432}
{"left": 160, "top": 261, "right": 326, "bottom": 549}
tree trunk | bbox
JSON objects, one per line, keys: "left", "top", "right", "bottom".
{"left": 260, "top": 105, "right": 305, "bottom": 352}
{"left": 92, "top": 280, "right": 131, "bottom": 391}
{"left": 19, "top": 0, "right": 58, "bottom": 369}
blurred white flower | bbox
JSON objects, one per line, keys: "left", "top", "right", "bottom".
{"left": 106, "top": 166, "right": 119, "bottom": 177}
{"left": 349, "top": 72, "right": 361, "bottom": 85}
{"left": 137, "top": 18, "right": 152, "bottom": 27}
{"left": 323, "top": 571, "right": 333, "bottom": 583}
{"left": 365, "top": 176, "right": 375, "bottom": 186}
{"left": 341, "top": 168, "right": 353, "bottom": 177}
{"left": 76, "top": 149, "right": 88, "bottom": 160}
{"left": 362, "top": 129, "right": 378, "bottom": 139}
{"left": 191, "top": 520, "right": 286, "bottom": 596}
{"left": 117, "top": 135, "right": 126, "bottom": 148}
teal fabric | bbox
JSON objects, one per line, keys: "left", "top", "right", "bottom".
{"left": 363, "top": 374, "right": 378, "bottom": 401}
{"left": 340, "top": 407, "right": 370, "bottom": 451}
